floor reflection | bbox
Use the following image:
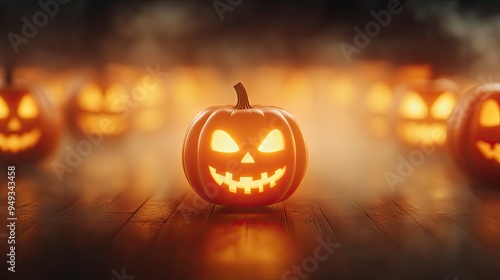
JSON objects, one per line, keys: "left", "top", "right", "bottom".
{"left": 193, "top": 207, "right": 297, "bottom": 280}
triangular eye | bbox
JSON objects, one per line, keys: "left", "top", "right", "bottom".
{"left": 0, "top": 96, "right": 9, "bottom": 119}
{"left": 258, "top": 129, "right": 285, "bottom": 153}
{"left": 18, "top": 94, "right": 39, "bottom": 119}
{"left": 78, "top": 83, "right": 103, "bottom": 112}
{"left": 211, "top": 130, "right": 239, "bottom": 153}
{"left": 399, "top": 91, "right": 428, "bottom": 119}
{"left": 430, "top": 91, "right": 456, "bottom": 120}
{"left": 479, "top": 99, "right": 500, "bottom": 127}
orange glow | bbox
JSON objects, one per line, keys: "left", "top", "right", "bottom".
{"left": 18, "top": 95, "right": 40, "bottom": 118}
{"left": 479, "top": 99, "right": 500, "bottom": 127}
{"left": 0, "top": 96, "right": 9, "bottom": 118}
{"left": 368, "top": 116, "right": 389, "bottom": 137}
{"left": 211, "top": 130, "right": 240, "bottom": 153}
{"left": 430, "top": 91, "right": 456, "bottom": 120}
{"left": 328, "top": 76, "right": 356, "bottom": 108}
{"left": 77, "top": 83, "right": 103, "bottom": 112}
{"left": 399, "top": 91, "right": 428, "bottom": 119}
{"left": 0, "top": 128, "right": 41, "bottom": 153}
{"left": 397, "top": 122, "right": 447, "bottom": 145}
{"left": 477, "top": 141, "right": 500, "bottom": 163}
{"left": 366, "top": 82, "right": 392, "bottom": 113}
{"left": 395, "top": 64, "right": 433, "bottom": 83}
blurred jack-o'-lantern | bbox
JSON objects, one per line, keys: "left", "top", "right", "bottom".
{"left": 448, "top": 83, "right": 500, "bottom": 184}
{"left": 183, "top": 83, "right": 307, "bottom": 207}
{"left": 0, "top": 86, "right": 62, "bottom": 164}
{"left": 392, "top": 79, "right": 459, "bottom": 147}
{"left": 67, "top": 82, "right": 130, "bottom": 137}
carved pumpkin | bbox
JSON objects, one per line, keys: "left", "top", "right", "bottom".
{"left": 448, "top": 83, "right": 500, "bottom": 184}
{"left": 67, "top": 82, "right": 129, "bottom": 137}
{"left": 392, "top": 79, "right": 459, "bottom": 147}
{"left": 182, "top": 83, "right": 307, "bottom": 207}
{"left": 0, "top": 86, "right": 62, "bottom": 164}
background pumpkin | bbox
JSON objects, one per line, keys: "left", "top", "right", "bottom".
{"left": 448, "top": 83, "right": 500, "bottom": 184}
{"left": 183, "top": 83, "right": 307, "bottom": 207}
{"left": 0, "top": 86, "right": 62, "bottom": 165}
{"left": 390, "top": 78, "right": 460, "bottom": 148}
{"left": 66, "top": 80, "right": 130, "bottom": 138}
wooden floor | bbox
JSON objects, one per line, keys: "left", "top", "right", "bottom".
{"left": 0, "top": 152, "right": 499, "bottom": 280}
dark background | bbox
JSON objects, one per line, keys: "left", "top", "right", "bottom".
{"left": 1, "top": 0, "right": 500, "bottom": 75}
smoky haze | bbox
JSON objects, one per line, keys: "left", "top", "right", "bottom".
{"left": 0, "top": 0, "right": 499, "bottom": 75}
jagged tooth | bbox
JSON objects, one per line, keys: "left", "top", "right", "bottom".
{"left": 259, "top": 184, "right": 264, "bottom": 193}
{"left": 218, "top": 174, "right": 226, "bottom": 183}
{"left": 9, "top": 135, "right": 19, "bottom": 153}
{"left": 244, "top": 186, "right": 251, "bottom": 194}
{"left": 477, "top": 141, "right": 494, "bottom": 159}
{"left": 21, "top": 131, "right": 29, "bottom": 148}
{"left": 261, "top": 172, "right": 268, "bottom": 181}
{"left": 209, "top": 166, "right": 225, "bottom": 186}
{"left": 225, "top": 172, "right": 233, "bottom": 183}
{"left": 228, "top": 183, "right": 237, "bottom": 193}
{"left": 270, "top": 180, "right": 277, "bottom": 188}
{"left": 240, "top": 177, "right": 251, "bottom": 185}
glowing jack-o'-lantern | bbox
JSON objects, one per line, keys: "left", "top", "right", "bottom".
{"left": 0, "top": 87, "right": 62, "bottom": 164}
{"left": 392, "top": 79, "right": 459, "bottom": 146}
{"left": 183, "top": 83, "right": 307, "bottom": 207}
{"left": 448, "top": 83, "right": 500, "bottom": 183}
{"left": 67, "top": 82, "right": 130, "bottom": 137}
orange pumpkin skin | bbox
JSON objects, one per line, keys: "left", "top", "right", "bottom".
{"left": 183, "top": 83, "right": 307, "bottom": 207}
{"left": 448, "top": 83, "right": 500, "bottom": 184}
{"left": 0, "top": 87, "right": 62, "bottom": 165}
{"left": 391, "top": 79, "right": 460, "bottom": 148}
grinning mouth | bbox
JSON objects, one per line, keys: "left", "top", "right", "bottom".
{"left": 209, "top": 166, "right": 286, "bottom": 194}
{"left": 0, "top": 128, "right": 41, "bottom": 153}
{"left": 397, "top": 122, "right": 447, "bottom": 145}
{"left": 77, "top": 115, "right": 127, "bottom": 135}
{"left": 477, "top": 141, "right": 500, "bottom": 164}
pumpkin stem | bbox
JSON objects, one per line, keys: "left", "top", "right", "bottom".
{"left": 234, "top": 82, "right": 253, "bottom": 109}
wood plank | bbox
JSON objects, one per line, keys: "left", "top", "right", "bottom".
{"left": 106, "top": 191, "right": 188, "bottom": 279}
{"left": 183, "top": 203, "right": 293, "bottom": 280}
{"left": 283, "top": 200, "right": 341, "bottom": 280}
{"left": 148, "top": 192, "right": 215, "bottom": 279}
{"left": 318, "top": 197, "right": 399, "bottom": 279}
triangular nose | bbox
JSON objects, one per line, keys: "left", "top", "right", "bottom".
{"left": 7, "top": 118, "right": 21, "bottom": 131}
{"left": 241, "top": 152, "right": 255, "bottom": 163}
